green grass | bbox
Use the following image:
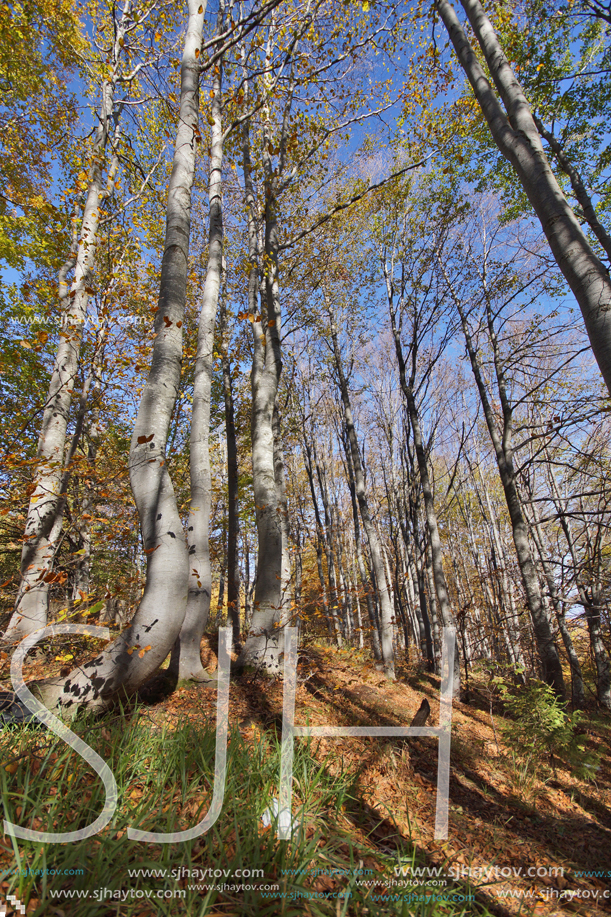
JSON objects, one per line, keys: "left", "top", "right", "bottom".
{"left": 0, "top": 706, "right": 495, "bottom": 916}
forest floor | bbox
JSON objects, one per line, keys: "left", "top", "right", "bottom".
{"left": 0, "top": 637, "right": 610, "bottom": 916}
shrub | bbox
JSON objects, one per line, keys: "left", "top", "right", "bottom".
{"left": 494, "top": 678, "right": 600, "bottom": 782}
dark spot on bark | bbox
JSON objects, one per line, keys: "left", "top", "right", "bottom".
{"left": 188, "top": 526, "right": 193, "bottom": 532}
{"left": 167, "top": 531, "right": 176, "bottom": 538}
{"left": 142, "top": 618, "right": 159, "bottom": 633}
{"left": 150, "top": 443, "right": 154, "bottom": 449}
{"left": 189, "top": 545, "right": 196, "bottom": 554}
{"left": 157, "top": 513, "right": 162, "bottom": 520}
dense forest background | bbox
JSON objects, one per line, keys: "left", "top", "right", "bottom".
{"left": 3, "top": 2, "right": 611, "bottom": 915}
{"left": 1, "top": 0, "right": 611, "bottom": 711}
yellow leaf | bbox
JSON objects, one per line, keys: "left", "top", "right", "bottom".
{"left": 20, "top": 340, "right": 31, "bottom": 349}
{"left": 4, "top": 763, "right": 18, "bottom": 774}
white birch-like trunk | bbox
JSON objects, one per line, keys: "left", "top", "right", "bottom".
{"left": 34, "top": 0, "right": 207, "bottom": 713}
{"left": 235, "top": 53, "right": 285, "bottom": 671}
{"left": 443, "top": 267, "right": 566, "bottom": 697}
{"left": 273, "top": 402, "right": 292, "bottom": 625}
{"left": 169, "top": 10, "right": 224, "bottom": 681}
{"left": 329, "top": 315, "right": 395, "bottom": 678}
{"left": 436, "top": 0, "right": 611, "bottom": 394}
{"left": 3, "top": 11, "right": 130, "bottom": 641}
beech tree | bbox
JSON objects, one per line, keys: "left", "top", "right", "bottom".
{"left": 33, "top": 0, "right": 208, "bottom": 711}
{"left": 4, "top": 0, "right": 149, "bottom": 642}
{"left": 169, "top": 0, "right": 228, "bottom": 682}
{"left": 5, "top": 0, "right": 611, "bottom": 725}
{"left": 435, "top": 0, "right": 611, "bottom": 395}
{"left": 437, "top": 204, "right": 567, "bottom": 697}
{"left": 377, "top": 187, "right": 461, "bottom": 695}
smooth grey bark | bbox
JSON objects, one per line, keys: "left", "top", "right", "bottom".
{"left": 314, "top": 443, "right": 342, "bottom": 643}
{"left": 329, "top": 314, "right": 395, "bottom": 678}
{"left": 273, "top": 402, "right": 292, "bottom": 625}
{"left": 69, "top": 327, "right": 107, "bottom": 611}
{"left": 336, "top": 511, "right": 355, "bottom": 641}
{"left": 546, "top": 470, "right": 611, "bottom": 709}
{"left": 441, "top": 265, "right": 566, "bottom": 698}
{"left": 170, "top": 12, "right": 225, "bottom": 681}
{"left": 293, "top": 516, "right": 303, "bottom": 623}
{"left": 398, "top": 483, "right": 435, "bottom": 670}
{"left": 3, "top": 14, "right": 129, "bottom": 641}
{"left": 458, "top": 493, "right": 497, "bottom": 661}
{"left": 532, "top": 114, "right": 611, "bottom": 263}
{"left": 342, "top": 427, "right": 382, "bottom": 660}
{"left": 382, "top": 464, "right": 409, "bottom": 649}
{"left": 35, "top": 0, "right": 207, "bottom": 713}
{"left": 583, "top": 593, "right": 611, "bottom": 709}
{"left": 479, "top": 474, "right": 526, "bottom": 671}
{"left": 235, "top": 78, "right": 284, "bottom": 670}
{"left": 529, "top": 508, "right": 585, "bottom": 709}
{"left": 424, "top": 546, "right": 441, "bottom": 659}
{"left": 303, "top": 431, "right": 343, "bottom": 645}
{"left": 436, "top": 0, "right": 611, "bottom": 395}
{"left": 349, "top": 546, "right": 365, "bottom": 650}
{"left": 387, "top": 300, "right": 460, "bottom": 695}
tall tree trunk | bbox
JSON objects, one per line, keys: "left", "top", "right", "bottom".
{"left": 532, "top": 114, "right": 611, "bottom": 263}
{"left": 399, "top": 488, "right": 435, "bottom": 670}
{"left": 3, "top": 12, "right": 130, "bottom": 641}
{"left": 388, "top": 307, "right": 461, "bottom": 695}
{"left": 70, "top": 342, "right": 106, "bottom": 612}
{"left": 547, "top": 470, "right": 611, "bottom": 710}
{"left": 170, "top": 12, "right": 224, "bottom": 680}
{"left": 436, "top": 0, "right": 611, "bottom": 395}
{"left": 349, "top": 546, "right": 365, "bottom": 650}
{"left": 35, "top": 0, "right": 207, "bottom": 713}
{"left": 584, "top": 593, "right": 611, "bottom": 710}
{"left": 522, "top": 474, "right": 585, "bottom": 708}
{"left": 485, "top": 505, "right": 526, "bottom": 670}
{"left": 342, "top": 428, "right": 381, "bottom": 660}
{"left": 442, "top": 264, "right": 566, "bottom": 698}
{"left": 329, "top": 313, "right": 395, "bottom": 678}
{"left": 314, "top": 445, "right": 342, "bottom": 643}
{"left": 303, "top": 432, "right": 343, "bottom": 645}
{"left": 236, "top": 60, "right": 284, "bottom": 670}
{"left": 273, "top": 402, "right": 292, "bottom": 625}
{"left": 293, "top": 518, "right": 303, "bottom": 632}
